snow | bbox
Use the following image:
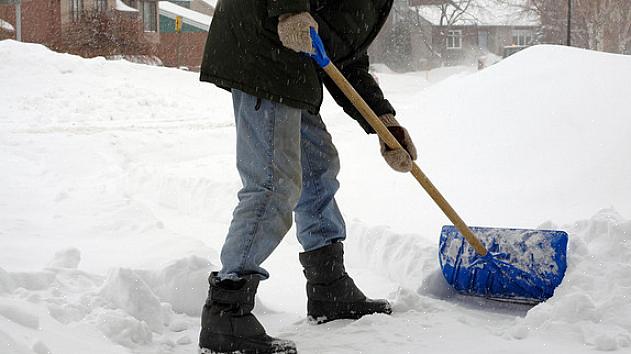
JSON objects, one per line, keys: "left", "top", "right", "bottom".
{"left": 0, "top": 302, "right": 40, "bottom": 329}
{"left": 1, "top": 39, "right": 631, "bottom": 353}
{"left": 47, "top": 248, "right": 81, "bottom": 269}
{"left": 115, "top": 0, "right": 138, "bottom": 13}
{"left": 98, "top": 268, "right": 167, "bottom": 333}
{"left": 0, "top": 18, "right": 14, "bottom": 32}
{"left": 159, "top": 1, "right": 211, "bottom": 31}
{"left": 199, "top": 0, "right": 217, "bottom": 9}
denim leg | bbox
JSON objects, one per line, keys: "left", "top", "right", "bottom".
{"left": 294, "top": 111, "right": 346, "bottom": 252}
{"left": 219, "top": 89, "right": 302, "bottom": 280}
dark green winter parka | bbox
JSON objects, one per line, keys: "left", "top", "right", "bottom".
{"left": 200, "top": 0, "right": 395, "bottom": 133}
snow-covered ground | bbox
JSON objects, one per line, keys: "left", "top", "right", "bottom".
{"left": 1, "top": 40, "right": 630, "bottom": 353}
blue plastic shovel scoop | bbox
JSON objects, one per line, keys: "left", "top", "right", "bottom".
{"left": 308, "top": 28, "right": 568, "bottom": 303}
{"left": 439, "top": 226, "right": 567, "bottom": 303}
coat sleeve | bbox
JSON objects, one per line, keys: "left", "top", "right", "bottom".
{"left": 321, "top": 52, "right": 396, "bottom": 134}
{"left": 266, "top": 0, "right": 310, "bottom": 17}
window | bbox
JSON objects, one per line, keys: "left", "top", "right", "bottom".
{"left": 96, "top": 0, "right": 107, "bottom": 12}
{"left": 512, "top": 30, "right": 533, "bottom": 46}
{"left": 141, "top": 1, "right": 157, "bottom": 32}
{"left": 70, "top": 0, "right": 83, "bottom": 21}
{"left": 446, "top": 30, "right": 462, "bottom": 49}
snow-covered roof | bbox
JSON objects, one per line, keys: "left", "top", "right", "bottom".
{"left": 412, "top": 0, "right": 539, "bottom": 27}
{"left": 0, "top": 18, "right": 14, "bottom": 32}
{"left": 115, "top": 0, "right": 139, "bottom": 12}
{"left": 159, "top": 1, "right": 211, "bottom": 31}
{"left": 199, "top": 0, "right": 218, "bottom": 8}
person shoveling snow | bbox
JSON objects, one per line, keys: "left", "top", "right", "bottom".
{"left": 197, "top": 0, "right": 414, "bottom": 353}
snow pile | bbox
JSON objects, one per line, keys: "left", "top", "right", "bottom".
{"left": 514, "top": 209, "right": 631, "bottom": 350}
{"left": 47, "top": 248, "right": 81, "bottom": 269}
{"left": 134, "top": 256, "right": 215, "bottom": 316}
{"left": 89, "top": 308, "right": 154, "bottom": 346}
{"left": 99, "top": 267, "right": 168, "bottom": 332}
{"left": 0, "top": 39, "right": 232, "bottom": 127}
{"left": 388, "top": 45, "right": 631, "bottom": 233}
{"left": 0, "top": 250, "right": 219, "bottom": 352}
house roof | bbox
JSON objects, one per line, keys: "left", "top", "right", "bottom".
{"left": 412, "top": 0, "right": 539, "bottom": 27}
{"left": 115, "top": 0, "right": 139, "bottom": 12}
{"left": 199, "top": 0, "right": 218, "bottom": 8}
{"left": 159, "top": 1, "right": 211, "bottom": 31}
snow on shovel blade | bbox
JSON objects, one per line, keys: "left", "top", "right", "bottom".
{"left": 439, "top": 226, "right": 568, "bottom": 304}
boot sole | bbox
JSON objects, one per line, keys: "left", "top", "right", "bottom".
{"left": 199, "top": 334, "right": 297, "bottom": 354}
{"left": 308, "top": 299, "right": 392, "bottom": 324}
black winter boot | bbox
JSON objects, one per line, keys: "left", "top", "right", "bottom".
{"left": 199, "top": 272, "right": 297, "bottom": 354}
{"left": 299, "top": 243, "right": 392, "bottom": 324}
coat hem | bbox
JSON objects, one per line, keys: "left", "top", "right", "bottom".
{"left": 200, "top": 72, "right": 321, "bottom": 116}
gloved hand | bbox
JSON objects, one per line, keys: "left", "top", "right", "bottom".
{"left": 277, "top": 12, "right": 318, "bottom": 53}
{"left": 378, "top": 114, "right": 417, "bottom": 173}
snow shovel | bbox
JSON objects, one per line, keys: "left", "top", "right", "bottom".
{"left": 308, "top": 28, "right": 568, "bottom": 304}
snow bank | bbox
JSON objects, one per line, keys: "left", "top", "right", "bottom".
{"left": 0, "top": 40, "right": 232, "bottom": 127}
{"left": 361, "top": 45, "right": 631, "bottom": 234}
{"left": 515, "top": 209, "right": 631, "bottom": 350}
{"left": 345, "top": 222, "right": 436, "bottom": 290}
{"left": 455, "top": 47, "right": 631, "bottom": 224}
{"left": 0, "top": 248, "right": 219, "bottom": 351}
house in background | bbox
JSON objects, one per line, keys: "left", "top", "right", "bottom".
{"left": 163, "top": 0, "right": 214, "bottom": 15}
{"left": 0, "top": 0, "right": 159, "bottom": 51}
{"left": 0, "top": 0, "right": 210, "bottom": 68}
{"left": 370, "top": 0, "right": 540, "bottom": 71}
{"left": 0, "top": 17, "right": 13, "bottom": 34}
{"left": 157, "top": 0, "right": 210, "bottom": 67}
{"left": 159, "top": 0, "right": 208, "bottom": 33}
{"left": 0, "top": 1, "right": 63, "bottom": 43}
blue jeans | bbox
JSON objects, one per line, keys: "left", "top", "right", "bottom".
{"left": 218, "top": 89, "right": 346, "bottom": 280}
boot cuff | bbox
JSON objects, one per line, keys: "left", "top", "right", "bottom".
{"left": 299, "top": 242, "right": 346, "bottom": 284}
{"left": 208, "top": 272, "right": 259, "bottom": 306}
{"left": 299, "top": 242, "right": 344, "bottom": 266}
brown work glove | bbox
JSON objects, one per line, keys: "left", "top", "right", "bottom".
{"left": 277, "top": 12, "right": 318, "bottom": 53}
{"left": 378, "top": 114, "right": 418, "bottom": 173}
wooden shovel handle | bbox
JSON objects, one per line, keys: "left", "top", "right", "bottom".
{"left": 322, "top": 63, "right": 488, "bottom": 256}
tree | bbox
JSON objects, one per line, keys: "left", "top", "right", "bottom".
{"left": 497, "top": 0, "right": 631, "bottom": 54}
{"left": 408, "top": 0, "right": 475, "bottom": 65}
{"left": 436, "top": 0, "right": 475, "bottom": 26}
{"left": 615, "top": 3, "right": 631, "bottom": 54}
{"left": 59, "top": 10, "right": 154, "bottom": 58}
